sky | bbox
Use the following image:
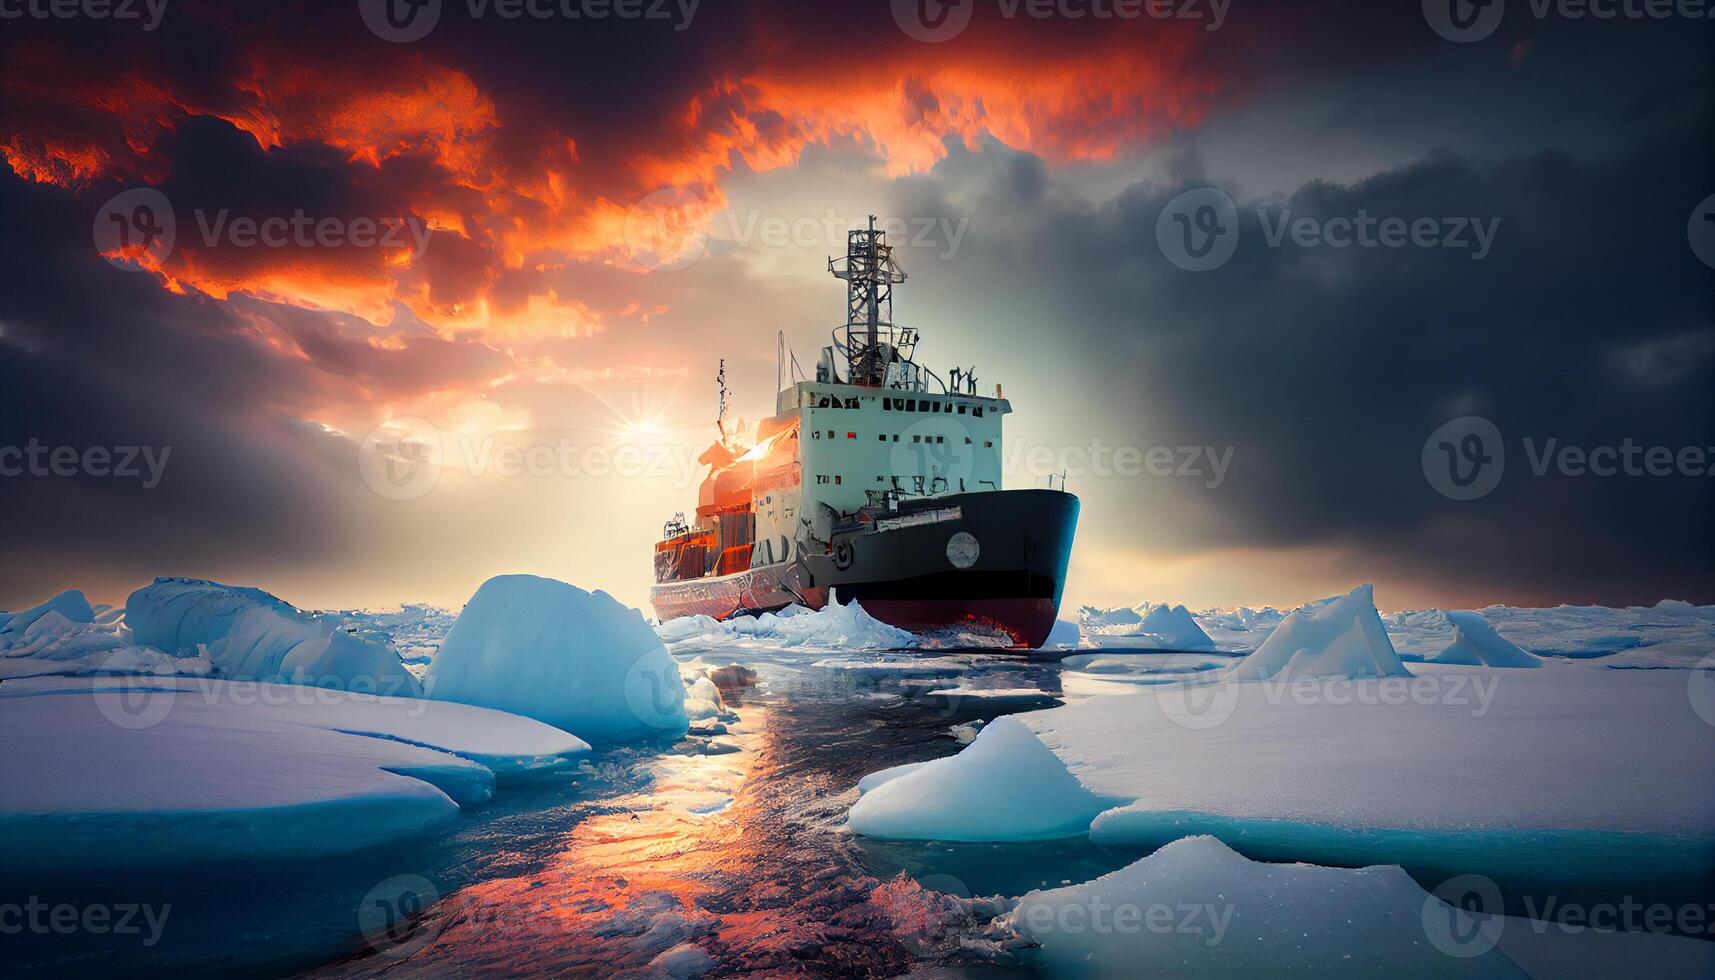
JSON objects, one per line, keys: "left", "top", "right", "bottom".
{"left": 0, "top": 0, "right": 1711, "bottom": 615}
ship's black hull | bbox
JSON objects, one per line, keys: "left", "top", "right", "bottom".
{"left": 794, "top": 489, "right": 1079, "bottom": 648}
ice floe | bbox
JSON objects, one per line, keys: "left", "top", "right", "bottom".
{"left": 999, "top": 835, "right": 1524, "bottom": 978}
{"left": 0, "top": 678, "right": 588, "bottom": 874}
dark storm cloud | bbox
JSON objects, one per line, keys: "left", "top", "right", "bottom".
{"left": 892, "top": 101, "right": 1713, "bottom": 604}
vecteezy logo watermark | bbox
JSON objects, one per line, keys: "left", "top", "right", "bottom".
{"left": 624, "top": 657, "right": 692, "bottom": 731}
{"left": 1422, "top": 416, "right": 1505, "bottom": 501}
{"left": 0, "top": 0, "right": 168, "bottom": 30}
{"left": 624, "top": 188, "right": 711, "bottom": 272}
{"left": 358, "top": 874, "right": 444, "bottom": 958}
{"left": 96, "top": 189, "right": 432, "bottom": 272}
{"left": 1689, "top": 193, "right": 1715, "bottom": 271}
{"left": 0, "top": 897, "right": 172, "bottom": 946}
{"left": 892, "top": 0, "right": 1230, "bottom": 42}
{"left": 360, "top": 0, "right": 442, "bottom": 41}
{"left": 1426, "top": 0, "right": 1715, "bottom": 42}
{"left": 1422, "top": 874, "right": 1506, "bottom": 958}
{"left": 360, "top": 0, "right": 700, "bottom": 42}
{"left": 1422, "top": 0, "right": 1506, "bottom": 41}
{"left": 0, "top": 440, "right": 172, "bottom": 489}
{"left": 94, "top": 188, "right": 176, "bottom": 273}
{"left": 1154, "top": 662, "right": 1241, "bottom": 730}
{"left": 891, "top": 0, "right": 975, "bottom": 41}
{"left": 1157, "top": 187, "right": 1240, "bottom": 273}
{"left": 358, "top": 418, "right": 443, "bottom": 502}
{"left": 1690, "top": 652, "right": 1715, "bottom": 727}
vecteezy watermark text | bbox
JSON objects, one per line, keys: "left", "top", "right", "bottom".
{"left": 1016, "top": 896, "right": 1235, "bottom": 945}
{"left": 1424, "top": 0, "right": 1715, "bottom": 43}
{"left": 1157, "top": 188, "right": 1502, "bottom": 272}
{"left": 95, "top": 188, "right": 431, "bottom": 273}
{"left": 360, "top": 0, "right": 699, "bottom": 42}
{"left": 0, "top": 897, "right": 172, "bottom": 946}
{"left": 891, "top": 0, "right": 1230, "bottom": 43}
{"left": 0, "top": 0, "right": 167, "bottom": 30}
{"left": 1423, "top": 416, "right": 1715, "bottom": 501}
{"left": 0, "top": 441, "right": 171, "bottom": 489}
{"left": 358, "top": 418, "right": 698, "bottom": 501}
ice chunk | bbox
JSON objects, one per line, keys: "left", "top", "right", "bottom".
{"left": 126, "top": 578, "right": 421, "bottom": 695}
{"left": 1226, "top": 584, "right": 1408, "bottom": 680}
{"left": 426, "top": 574, "right": 689, "bottom": 742}
{"left": 648, "top": 942, "right": 717, "bottom": 977}
{"left": 0, "top": 679, "right": 588, "bottom": 874}
{"left": 1429, "top": 611, "right": 1544, "bottom": 667}
{"left": 658, "top": 593, "right": 914, "bottom": 651}
{"left": 1078, "top": 602, "right": 1216, "bottom": 651}
{"left": 1002, "top": 835, "right": 1526, "bottom": 978}
{"left": 848, "top": 716, "right": 1111, "bottom": 841}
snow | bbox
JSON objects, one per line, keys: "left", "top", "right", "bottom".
{"left": 1478, "top": 599, "right": 1715, "bottom": 658}
{"left": 1428, "top": 611, "right": 1544, "bottom": 667}
{"left": 1077, "top": 601, "right": 1216, "bottom": 651}
{"left": 1225, "top": 584, "right": 1408, "bottom": 681}
{"left": 426, "top": 574, "right": 689, "bottom": 743}
{"left": 1000, "top": 835, "right": 1524, "bottom": 978}
{"left": 127, "top": 578, "right": 422, "bottom": 695}
{"left": 0, "top": 678, "right": 588, "bottom": 874}
{"left": 847, "top": 716, "right": 1113, "bottom": 841}
{"left": 1191, "top": 605, "right": 1286, "bottom": 651}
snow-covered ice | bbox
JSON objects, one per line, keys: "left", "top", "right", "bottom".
{"left": 426, "top": 574, "right": 689, "bottom": 742}
{"left": 1225, "top": 584, "right": 1409, "bottom": 681}
{"left": 1077, "top": 601, "right": 1217, "bottom": 651}
{"left": 0, "top": 678, "right": 588, "bottom": 874}
{"left": 847, "top": 715, "right": 1113, "bottom": 841}
{"left": 127, "top": 578, "right": 422, "bottom": 695}
{"left": 1001, "top": 835, "right": 1523, "bottom": 978}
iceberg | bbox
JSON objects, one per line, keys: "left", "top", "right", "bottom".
{"left": 126, "top": 578, "right": 421, "bottom": 695}
{"left": 426, "top": 574, "right": 689, "bottom": 742}
{"left": 1428, "top": 610, "right": 1544, "bottom": 667}
{"left": 657, "top": 593, "right": 914, "bottom": 651}
{"left": 1225, "top": 584, "right": 1408, "bottom": 681}
{"left": 0, "top": 588, "right": 95, "bottom": 640}
{"left": 848, "top": 716, "right": 1111, "bottom": 841}
{"left": 0, "top": 678, "right": 588, "bottom": 874}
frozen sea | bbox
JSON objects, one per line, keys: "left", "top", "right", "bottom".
{"left": 2, "top": 589, "right": 1712, "bottom": 977}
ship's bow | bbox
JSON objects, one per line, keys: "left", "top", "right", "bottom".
{"left": 806, "top": 489, "right": 1080, "bottom": 648}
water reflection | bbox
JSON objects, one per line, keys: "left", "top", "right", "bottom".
{"left": 310, "top": 652, "right": 1063, "bottom": 978}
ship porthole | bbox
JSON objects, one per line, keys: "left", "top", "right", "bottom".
{"left": 946, "top": 531, "right": 980, "bottom": 569}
